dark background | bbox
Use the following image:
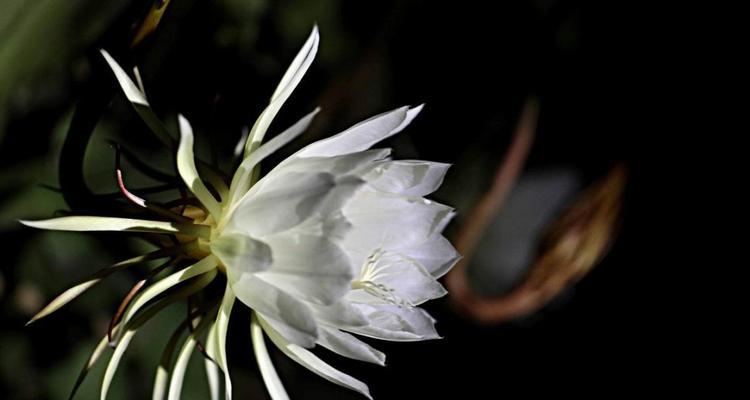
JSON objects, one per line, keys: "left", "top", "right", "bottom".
{"left": 0, "top": 0, "right": 672, "bottom": 398}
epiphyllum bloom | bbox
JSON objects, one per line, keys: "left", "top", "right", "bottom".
{"left": 21, "top": 26, "right": 458, "bottom": 400}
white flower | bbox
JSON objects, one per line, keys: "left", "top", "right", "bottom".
{"left": 20, "top": 25, "right": 458, "bottom": 400}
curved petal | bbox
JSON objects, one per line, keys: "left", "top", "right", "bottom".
{"left": 100, "top": 50, "right": 174, "bottom": 147}
{"left": 27, "top": 248, "right": 173, "bottom": 325}
{"left": 102, "top": 329, "right": 137, "bottom": 400}
{"left": 403, "top": 234, "right": 461, "bottom": 278}
{"left": 204, "top": 322, "right": 221, "bottom": 400}
{"left": 226, "top": 171, "right": 336, "bottom": 238}
{"left": 117, "top": 256, "right": 218, "bottom": 337}
{"left": 258, "top": 316, "right": 372, "bottom": 399}
{"left": 346, "top": 304, "right": 441, "bottom": 342}
{"left": 227, "top": 108, "right": 321, "bottom": 207}
{"left": 365, "top": 160, "right": 450, "bottom": 197}
{"left": 278, "top": 148, "right": 391, "bottom": 176}
{"left": 256, "top": 233, "right": 354, "bottom": 305}
{"left": 317, "top": 327, "right": 386, "bottom": 366}
{"left": 177, "top": 115, "right": 222, "bottom": 219}
{"left": 296, "top": 105, "right": 423, "bottom": 158}
{"left": 226, "top": 168, "right": 364, "bottom": 238}
{"left": 243, "top": 26, "right": 319, "bottom": 157}
{"left": 309, "top": 301, "right": 368, "bottom": 329}
{"left": 206, "top": 286, "right": 235, "bottom": 400}
{"left": 341, "top": 192, "right": 454, "bottom": 257}
{"left": 230, "top": 274, "right": 318, "bottom": 348}
{"left": 251, "top": 313, "right": 290, "bottom": 400}
{"left": 168, "top": 316, "right": 212, "bottom": 400}
{"left": 100, "top": 49, "right": 148, "bottom": 106}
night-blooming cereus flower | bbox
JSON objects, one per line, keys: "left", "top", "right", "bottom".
{"left": 21, "top": 26, "right": 459, "bottom": 400}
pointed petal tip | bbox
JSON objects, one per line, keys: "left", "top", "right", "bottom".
{"left": 177, "top": 114, "right": 191, "bottom": 136}
{"left": 410, "top": 103, "right": 425, "bottom": 113}
{"left": 19, "top": 219, "right": 42, "bottom": 229}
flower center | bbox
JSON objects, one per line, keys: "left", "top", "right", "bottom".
{"left": 352, "top": 249, "right": 414, "bottom": 308}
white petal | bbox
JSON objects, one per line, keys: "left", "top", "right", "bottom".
{"left": 117, "top": 256, "right": 218, "bottom": 338}
{"left": 168, "top": 316, "right": 211, "bottom": 400}
{"left": 317, "top": 327, "right": 386, "bottom": 366}
{"left": 177, "top": 115, "right": 222, "bottom": 219}
{"left": 271, "top": 26, "right": 319, "bottom": 102}
{"left": 204, "top": 323, "right": 221, "bottom": 400}
{"left": 256, "top": 233, "right": 354, "bottom": 305}
{"left": 20, "top": 216, "right": 209, "bottom": 238}
{"left": 101, "top": 329, "right": 136, "bottom": 400}
{"left": 100, "top": 49, "right": 148, "bottom": 106}
{"left": 258, "top": 316, "right": 372, "bottom": 399}
{"left": 207, "top": 286, "right": 235, "bottom": 400}
{"left": 309, "top": 301, "right": 368, "bottom": 329}
{"left": 296, "top": 105, "right": 423, "bottom": 158}
{"left": 100, "top": 50, "right": 174, "bottom": 147}
{"left": 403, "top": 234, "right": 460, "bottom": 278}
{"left": 211, "top": 233, "right": 272, "bottom": 274}
{"left": 365, "top": 160, "right": 450, "bottom": 197}
{"left": 341, "top": 192, "right": 453, "bottom": 256}
{"left": 251, "top": 313, "right": 290, "bottom": 400}
{"left": 278, "top": 148, "right": 391, "bottom": 175}
{"left": 27, "top": 249, "right": 172, "bottom": 325}
{"left": 346, "top": 304, "right": 440, "bottom": 342}
{"left": 104, "top": 269, "right": 218, "bottom": 400}
{"left": 243, "top": 26, "right": 319, "bottom": 157}
{"left": 227, "top": 171, "right": 334, "bottom": 237}
{"left": 226, "top": 166, "right": 364, "bottom": 238}
{"left": 227, "top": 108, "right": 320, "bottom": 207}
{"left": 167, "top": 335, "right": 198, "bottom": 400}
{"left": 230, "top": 274, "right": 318, "bottom": 347}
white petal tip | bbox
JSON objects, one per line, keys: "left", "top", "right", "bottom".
{"left": 410, "top": 103, "right": 425, "bottom": 113}
{"left": 178, "top": 114, "right": 190, "bottom": 134}
{"left": 19, "top": 219, "right": 42, "bottom": 229}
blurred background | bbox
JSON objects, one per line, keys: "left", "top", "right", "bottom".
{"left": 0, "top": 0, "right": 659, "bottom": 398}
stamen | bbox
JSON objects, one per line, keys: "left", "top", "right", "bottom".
{"left": 352, "top": 249, "right": 414, "bottom": 308}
